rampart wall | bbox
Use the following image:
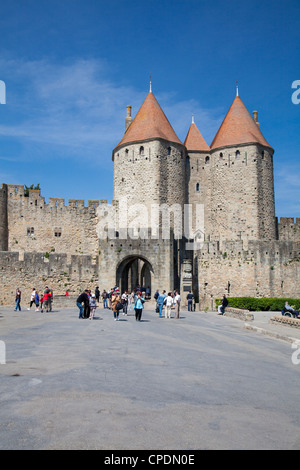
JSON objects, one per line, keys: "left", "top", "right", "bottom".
{"left": 277, "top": 217, "right": 300, "bottom": 241}
{"left": 0, "top": 251, "right": 98, "bottom": 306}
{"left": 197, "top": 239, "right": 300, "bottom": 309}
{"left": 6, "top": 185, "right": 101, "bottom": 258}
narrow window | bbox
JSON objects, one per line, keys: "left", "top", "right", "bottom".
{"left": 219, "top": 152, "right": 223, "bottom": 159}
{"left": 167, "top": 147, "right": 171, "bottom": 156}
{"left": 196, "top": 183, "right": 200, "bottom": 192}
{"left": 140, "top": 146, "right": 144, "bottom": 155}
{"left": 205, "top": 156, "right": 210, "bottom": 164}
{"left": 54, "top": 228, "right": 62, "bottom": 237}
{"left": 235, "top": 150, "right": 240, "bottom": 158}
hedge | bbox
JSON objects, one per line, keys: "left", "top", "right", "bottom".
{"left": 215, "top": 297, "right": 300, "bottom": 312}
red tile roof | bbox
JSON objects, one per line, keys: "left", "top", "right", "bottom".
{"left": 210, "top": 96, "right": 273, "bottom": 150}
{"left": 184, "top": 122, "right": 210, "bottom": 151}
{"left": 114, "top": 92, "right": 183, "bottom": 152}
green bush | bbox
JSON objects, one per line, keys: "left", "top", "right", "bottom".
{"left": 215, "top": 297, "right": 300, "bottom": 311}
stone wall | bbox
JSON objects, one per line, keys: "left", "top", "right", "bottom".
{"left": 6, "top": 185, "right": 99, "bottom": 258}
{"left": 197, "top": 239, "right": 300, "bottom": 310}
{"left": 278, "top": 217, "right": 300, "bottom": 241}
{"left": 98, "top": 228, "right": 175, "bottom": 294}
{"left": 0, "top": 251, "right": 98, "bottom": 306}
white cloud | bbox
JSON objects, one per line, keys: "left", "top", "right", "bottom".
{"left": 0, "top": 58, "right": 223, "bottom": 163}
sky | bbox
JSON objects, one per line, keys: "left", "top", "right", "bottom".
{"left": 0, "top": 0, "right": 299, "bottom": 218}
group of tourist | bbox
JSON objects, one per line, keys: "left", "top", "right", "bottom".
{"left": 14, "top": 286, "right": 53, "bottom": 312}
{"left": 76, "top": 286, "right": 146, "bottom": 321}
{"left": 76, "top": 286, "right": 185, "bottom": 321}
{"left": 12, "top": 286, "right": 300, "bottom": 321}
{"left": 153, "top": 289, "right": 181, "bottom": 318}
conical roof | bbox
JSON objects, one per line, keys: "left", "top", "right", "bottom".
{"left": 184, "top": 122, "right": 210, "bottom": 151}
{"left": 210, "top": 95, "right": 273, "bottom": 150}
{"left": 114, "top": 92, "right": 183, "bottom": 152}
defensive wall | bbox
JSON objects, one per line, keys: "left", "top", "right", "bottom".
{"left": 1, "top": 183, "right": 300, "bottom": 308}
{"left": 0, "top": 251, "right": 98, "bottom": 306}
{"left": 3, "top": 184, "right": 102, "bottom": 258}
{"left": 277, "top": 217, "right": 300, "bottom": 242}
{"left": 197, "top": 239, "right": 300, "bottom": 309}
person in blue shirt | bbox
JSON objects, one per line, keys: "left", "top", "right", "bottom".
{"left": 134, "top": 293, "right": 145, "bottom": 321}
{"left": 156, "top": 290, "right": 166, "bottom": 318}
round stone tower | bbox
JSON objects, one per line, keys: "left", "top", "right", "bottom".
{"left": 207, "top": 91, "right": 276, "bottom": 242}
{"left": 112, "top": 90, "right": 187, "bottom": 234}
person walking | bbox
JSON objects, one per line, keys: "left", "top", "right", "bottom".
{"left": 174, "top": 290, "right": 181, "bottom": 319}
{"left": 127, "top": 291, "right": 133, "bottom": 312}
{"left": 34, "top": 291, "right": 40, "bottom": 311}
{"left": 102, "top": 290, "right": 108, "bottom": 308}
{"left": 134, "top": 293, "right": 145, "bottom": 321}
{"left": 89, "top": 294, "right": 97, "bottom": 320}
{"left": 14, "top": 288, "right": 21, "bottom": 311}
{"left": 157, "top": 290, "right": 166, "bottom": 318}
{"left": 111, "top": 289, "right": 121, "bottom": 321}
{"left": 165, "top": 292, "right": 173, "bottom": 319}
{"left": 28, "top": 288, "right": 36, "bottom": 310}
{"left": 121, "top": 290, "right": 128, "bottom": 315}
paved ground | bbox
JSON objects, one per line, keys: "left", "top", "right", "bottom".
{"left": 0, "top": 305, "right": 300, "bottom": 450}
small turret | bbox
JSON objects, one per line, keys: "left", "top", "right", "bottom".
{"left": 252, "top": 110, "right": 260, "bottom": 128}
{"left": 125, "top": 105, "right": 132, "bottom": 132}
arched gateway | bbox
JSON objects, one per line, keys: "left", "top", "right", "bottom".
{"left": 116, "top": 255, "right": 154, "bottom": 294}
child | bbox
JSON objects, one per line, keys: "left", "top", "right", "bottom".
{"left": 40, "top": 294, "right": 44, "bottom": 312}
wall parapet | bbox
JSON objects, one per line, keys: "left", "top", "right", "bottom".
{"left": 5, "top": 183, "right": 112, "bottom": 210}
{"left": 0, "top": 250, "right": 99, "bottom": 305}
{"left": 278, "top": 217, "right": 300, "bottom": 242}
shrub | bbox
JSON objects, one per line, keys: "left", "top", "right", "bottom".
{"left": 215, "top": 297, "right": 300, "bottom": 311}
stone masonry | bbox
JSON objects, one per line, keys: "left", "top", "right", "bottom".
{"left": 0, "top": 87, "right": 299, "bottom": 307}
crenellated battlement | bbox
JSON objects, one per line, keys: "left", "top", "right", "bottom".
{"left": 3, "top": 184, "right": 114, "bottom": 257}
{"left": 198, "top": 238, "right": 300, "bottom": 262}
{"left": 6, "top": 184, "right": 110, "bottom": 210}
{"left": 278, "top": 216, "right": 300, "bottom": 241}
{"left": 0, "top": 250, "right": 99, "bottom": 305}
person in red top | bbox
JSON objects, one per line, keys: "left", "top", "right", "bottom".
{"left": 43, "top": 289, "right": 52, "bottom": 312}
{"left": 40, "top": 294, "right": 44, "bottom": 312}
{"left": 44, "top": 286, "right": 53, "bottom": 312}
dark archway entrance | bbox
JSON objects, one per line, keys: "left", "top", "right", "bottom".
{"left": 116, "top": 256, "right": 154, "bottom": 295}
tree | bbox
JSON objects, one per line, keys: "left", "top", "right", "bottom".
{"left": 24, "top": 184, "right": 40, "bottom": 197}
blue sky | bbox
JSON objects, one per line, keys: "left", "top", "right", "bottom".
{"left": 0, "top": 0, "right": 299, "bottom": 218}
